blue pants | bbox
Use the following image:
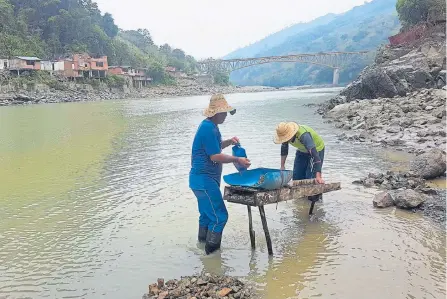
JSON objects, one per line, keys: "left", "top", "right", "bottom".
{"left": 192, "top": 179, "right": 228, "bottom": 234}
{"left": 293, "top": 148, "right": 325, "bottom": 180}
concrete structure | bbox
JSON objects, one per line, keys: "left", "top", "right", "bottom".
{"left": 41, "top": 60, "right": 65, "bottom": 73}
{"left": 9, "top": 56, "right": 42, "bottom": 74}
{"left": 0, "top": 59, "right": 9, "bottom": 70}
{"left": 197, "top": 51, "right": 370, "bottom": 86}
{"left": 109, "top": 66, "right": 152, "bottom": 88}
{"left": 72, "top": 53, "right": 108, "bottom": 79}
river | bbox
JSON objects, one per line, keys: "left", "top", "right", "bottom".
{"left": 0, "top": 89, "right": 445, "bottom": 299}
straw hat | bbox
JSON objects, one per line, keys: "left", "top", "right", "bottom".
{"left": 203, "top": 94, "right": 236, "bottom": 117}
{"left": 273, "top": 122, "right": 299, "bottom": 144}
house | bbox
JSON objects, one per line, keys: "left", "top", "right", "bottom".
{"left": 109, "top": 66, "right": 137, "bottom": 76}
{"left": 109, "top": 66, "right": 152, "bottom": 88}
{"left": 40, "top": 60, "right": 65, "bottom": 73}
{"left": 9, "top": 56, "right": 41, "bottom": 74}
{"left": 72, "top": 53, "right": 108, "bottom": 78}
{"left": 0, "top": 59, "right": 9, "bottom": 70}
{"left": 132, "top": 68, "right": 152, "bottom": 88}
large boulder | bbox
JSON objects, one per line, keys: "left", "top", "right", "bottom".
{"left": 373, "top": 191, "right": 395, "bottom": 208}
{"left": 341, "top": 66, "right": 398, "bottom": 100}
{"left": 410, "top": 148, "right": 446, "bottom": 179}
{"left": 393, "top": 189, "right": 427, "bottom": 209}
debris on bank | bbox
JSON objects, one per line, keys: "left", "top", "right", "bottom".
{"left": 142, "top": 273, "right": 255, "bottom": 299}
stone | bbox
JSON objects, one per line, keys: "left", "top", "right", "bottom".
{"left": 157, "top": 278, "right": 165, "bottom": 289}
{"left": 364, "top": 178, "right": 375, "bottom": 188}
{"left": 393, "top": 189, "right": 427, "bottom": 209}
{"left": 196, "top": 279, "right": 207, "bottom": 286}
{"left": 386, "top": 126, "right": 401, "bottom": 133}
{"left": 218, "top": 288, "right": 233, "bottom": 297}
{"left": 373, "top": 192, "right": 395, "bottom": 208}
{"left": 425, "top": 105, "right": 434, "bottom": 111}
{"left": 157, "top": 291, "right": 168, "bottom": 299}
{"left": 410, "top": 149, "right": 446, "bottom": 179}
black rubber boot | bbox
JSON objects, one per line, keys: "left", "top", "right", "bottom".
{"left": 198, "top": 226, "right": 208, "bottom": 243}
{"left": 205, "top": 231, "right": 222, "bottom": 255}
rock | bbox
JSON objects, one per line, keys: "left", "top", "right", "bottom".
{"left": 425, "top": 105, "right": 434, "bottom": 111}
{"left": 410, "top": 149, "right": 446, "bottom": 179}
{"left": 393, "top": 189, "right": 427, "bottom": 209}
{"left": 157, "top": 278, "right": 165, "bottom": 289}
{"left": 218, "top": 288, "right": 233, "bottom": 297}
{"left": 364, "top": 178, "right": 376, "bottom": 187}
{"left": 386, "top": 126, "right": 401, "bottom": 133}
{"left": 157, "top": 291, "right": 168, "bottom": 299}
{"left": 196, "top": 278, "right": 207, "bottom": 286}
{"left": 373, "top": 191, "right": 395, "bottom": 208}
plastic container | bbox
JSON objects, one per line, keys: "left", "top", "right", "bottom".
{"left": 232, "top": 143, "right": 248, "bottom": 172}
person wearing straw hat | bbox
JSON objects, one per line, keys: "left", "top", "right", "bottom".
{"left": 189, "top": 94, "right": 251, "bottom": 255}
{"left": 274, "top": 122, "right": 325, "bottom": 184}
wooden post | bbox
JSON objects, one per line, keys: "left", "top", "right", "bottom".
{"left": 258, "top": 205, "right": 273, "bottom": 256}
{"left": 247, "top": 205, "right": 256, "bottom": 249}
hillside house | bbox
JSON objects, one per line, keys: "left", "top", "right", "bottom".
{"left": 0, "top": 59, "right": 9, "bottom": 70}
{"left": 109, "top": 66, "right": 152, "bottom": 88}
{"left": 72, "top": 53, "right": 108, "bottom": 79}
{"left": 9, "top": 56, "right": 41, "bottom": 75}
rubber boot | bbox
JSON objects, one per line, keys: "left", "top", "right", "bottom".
{"left": 198, "top": 226, "right": 208, "bottom": 243}
{"left": 205, "top": 230, "right": 222, "bottom": 255}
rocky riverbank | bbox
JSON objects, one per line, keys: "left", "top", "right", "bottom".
{"left": 0, "top": 78, "right": 278, "bottom": 107}
{"left": 316, "top": 26, "right": 446, "bottom": 225}
{"left": 324, "top": 88, "right": 446, "bottom": 154}
{"left": 142, "top": 272, "right": 255, "bottom": 299}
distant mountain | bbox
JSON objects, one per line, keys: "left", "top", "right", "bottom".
{"left": 226, "top": 0, "right": 401, "bottom": 87}
{"left": 224, "top": 13, "right": 337, "bottom": 59}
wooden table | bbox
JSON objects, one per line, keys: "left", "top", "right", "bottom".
{"left": 223, "top": 179, "right": 341, "bottom": 256}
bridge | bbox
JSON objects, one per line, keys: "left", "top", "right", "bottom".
{"left": 197, "top": 51, "right": 370, "bottom": 85}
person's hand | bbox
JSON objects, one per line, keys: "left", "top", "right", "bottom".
{"left": 231, "top": 136, "right": 240, "bottom": 145}
{"left": 316, "top": 173, "right": 325, "bottom": 184}
{"left": 237, "top": 157, "right": 251, "bottom": 168}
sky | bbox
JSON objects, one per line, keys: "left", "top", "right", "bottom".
{"left": 95, "top": 0, "right": 372, "bottom": 60}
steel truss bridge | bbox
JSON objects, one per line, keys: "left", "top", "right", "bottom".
{"left": 197, "top": 51, "right": 370, "bottom": 85}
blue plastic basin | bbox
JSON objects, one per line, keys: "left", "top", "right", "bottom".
{"left": 223, "top": 167, "right": 293, "bottom": 190}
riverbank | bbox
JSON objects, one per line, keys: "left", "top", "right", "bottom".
{"left": 0, "top": 77, "right": 337, "bottom": 107}
{"left": 316, "top": 28, "right": 446, "bottom": 226}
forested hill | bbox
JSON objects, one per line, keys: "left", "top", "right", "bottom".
{"left": 226, "top": 0, "right": 401, "bottom": 87}
{"left": 0, "top": 0, "right": 196, "bottom": 81}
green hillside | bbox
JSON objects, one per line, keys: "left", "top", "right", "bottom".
{"left": 0, "top": 0, "right": 197, "bottom": 83}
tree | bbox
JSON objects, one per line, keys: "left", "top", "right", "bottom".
{"left": 396, "top": 0, "right": 446, "bottom": 27}
{"left": 102, "top": 13, "right": 118, "bottom": 38}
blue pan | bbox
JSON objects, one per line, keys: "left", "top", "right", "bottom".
{"left": 223, "top": 167, "right": 293, "bottom": 190}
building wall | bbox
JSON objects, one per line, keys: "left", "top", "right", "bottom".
{"left": 9, "top": 59, "right": 41, "bottom": 70}
{"left": 41, "top": 61, "right": 53, "bottom": 71}
{"left": 0, "top": 59, "right": 8, "bottom": 70}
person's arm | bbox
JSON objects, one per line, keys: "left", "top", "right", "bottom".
{"left": 280, "top": 142, "right": 288, "bottom": 170}
{"left": 299, "top": 133, "right": 323, "bottom": 180}
{"left": 204, "top": 130, "right": 250, "bottom": 167}
{"left": 221, "top": 137, "right": 239, "bottom": 149}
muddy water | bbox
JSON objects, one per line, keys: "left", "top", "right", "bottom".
{"left": 0, "top": 89, "right": 445, "bottom": 299}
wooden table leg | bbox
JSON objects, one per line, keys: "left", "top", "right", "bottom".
{"left": 247, "top": 205, "right": 256, "bottom": 249}
{"left": 258, "top": 205, "right": 273, "bottom": 256}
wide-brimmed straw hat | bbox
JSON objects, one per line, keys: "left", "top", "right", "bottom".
{"left": 203, "top": 94, "right": 236, "bottom": 117}
{"left": 273, "top": 122, "right": 300, "bottom": 144}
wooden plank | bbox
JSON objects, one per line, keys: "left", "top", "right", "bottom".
{"left": 224, "top": 182, "right": 341, "bottom": 206}
{"left": 247, "top": 205, "right": 256, "bottom": 249}
{"left": 259, "top": 206, "right": 273, "bottom": 256}
{"left": 255, "top": 182, "right": 340, "bottom": 206}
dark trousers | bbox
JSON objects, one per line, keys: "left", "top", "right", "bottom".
{"left": 292, "top": 148, "right": 325, "bottom": 180}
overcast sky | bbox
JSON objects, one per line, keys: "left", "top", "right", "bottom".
{"left": 95, "top": 0, "right": 372, "bottom": 60}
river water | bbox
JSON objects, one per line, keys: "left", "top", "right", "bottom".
{"left": 0, "top": 89, "right": 445, "bottom": 299}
